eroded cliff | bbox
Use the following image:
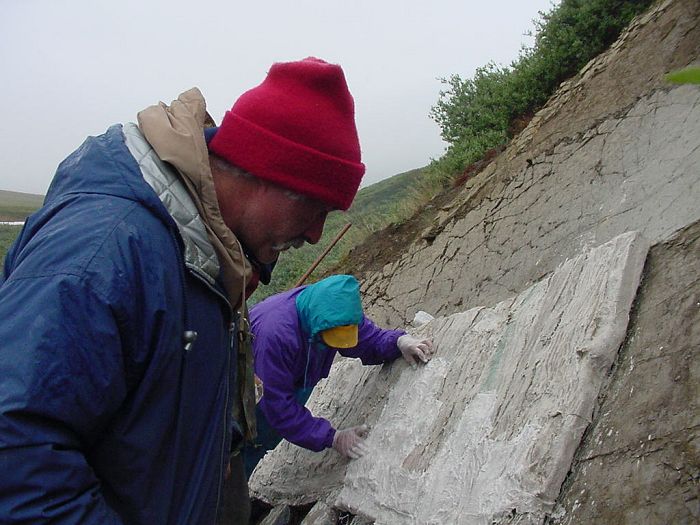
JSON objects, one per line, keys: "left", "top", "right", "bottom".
{"left": 250, "top": 1, "right": 699, "bottom": 523}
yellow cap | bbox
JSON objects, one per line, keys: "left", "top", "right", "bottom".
{"left": 321, "top": 324, "right": 358, "bottom": 348}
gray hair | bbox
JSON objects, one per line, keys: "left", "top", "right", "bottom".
{"left": 210, "top": 154, "right": 309, "bottom": 202}
{"left": 210, "top": 155, "right": 254, "bottom": 180}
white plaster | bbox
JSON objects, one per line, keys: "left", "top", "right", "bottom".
{"left": 335, "top": 232, "right": 648, "bottom": 523}
{"left": 252, "top": 232, "right": 649, "bottom": 524}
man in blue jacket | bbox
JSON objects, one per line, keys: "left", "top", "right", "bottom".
{"left": 0, "top": 57, "right": 364, "bottom": 524}
{"left": 244, "top": 274, "right": 434, "bottom": 477}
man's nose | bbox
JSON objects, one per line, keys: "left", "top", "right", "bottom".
{"left": 303, "top": 214, "right": 327, "bottom": 244}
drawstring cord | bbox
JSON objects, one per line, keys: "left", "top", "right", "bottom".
{"left": 304, "top": 336, "right": 313, "bottom": 391}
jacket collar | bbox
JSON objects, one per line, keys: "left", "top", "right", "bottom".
{"left": 122, "top": 122, "right": 219, "bottom": 284}
{"left": 136, "top": 88, "right": 252, "bottom": 310}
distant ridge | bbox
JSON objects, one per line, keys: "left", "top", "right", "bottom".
{"left": 350, "top": 167, "right": 426, "bottom": 216}
{"left": 0, "top": 189, "right": 44, "bottom": 221}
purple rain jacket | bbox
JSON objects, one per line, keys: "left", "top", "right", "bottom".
{"left": 249, "top": 285, "right": 405, "bottom": 451}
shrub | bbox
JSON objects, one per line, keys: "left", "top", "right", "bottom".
{"left": 430, "top": 0, "right": 655, "bottom": 180}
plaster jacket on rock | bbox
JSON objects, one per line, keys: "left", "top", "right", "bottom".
{"left": 0, "top": 114, "right": 239, "bottom": 524}
{"left": 250, "top": 284, "right": 404, "bottom": 452}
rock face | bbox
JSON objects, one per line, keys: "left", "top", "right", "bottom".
{"left": 338, "top": 233, "right": 649, "bottom": 525}
{"left": 251, "top": 232, "right": 649, "bottom": 524}
{"left": 548, "top": 221, "right": 700, "bottom": 525}
{"left": 251, "top": 0, "right": 699, "bottom": 522}
{"left": 360, "top": 0, "right": 700, "bottom": 327}
{"left": 363, "top": 79, "right": 700, "bottom": 328}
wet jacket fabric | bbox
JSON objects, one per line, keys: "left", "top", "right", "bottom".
{"left": 249, "top": 276, "right": 404, "bottom": 455}
{"left": 137, "top": 89, "right": 258, "bottom": 441}
{"left": 0, "top": 121, "right": 239, "bottom": 524}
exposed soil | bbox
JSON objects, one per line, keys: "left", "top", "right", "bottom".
{"left": 332, "top": 0, "right": 700, "bottom": 281}
{"left": 549, "top": 219, "right": 700, "bottom": 524}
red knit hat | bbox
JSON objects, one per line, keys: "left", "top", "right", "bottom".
{"left": 209, "top": 57, "right": 365, "bottom": 210}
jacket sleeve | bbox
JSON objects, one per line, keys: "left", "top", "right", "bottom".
{"left": 339, "top": 315, "right": 404, "bottom": 364}
{"left": 255, "top": 330, "right": 335, "bottom": 451}
{"left": 0, "top": 272, "right": 126, "bottom": 523}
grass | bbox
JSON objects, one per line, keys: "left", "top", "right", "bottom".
{"left": 428, "top": 0, "right": 656, "bottom": 183}
{"left": 3, "top": 1, "right": 658, "bottom": 291}
{"left": 0, "top": 225, "right": 23, "bottom": 265}
{"left": 0, "top": 190, "right": 44, "bottom": 222}
{"left": 249, "top": 166, "right": 431, "bottom": 303}
{"left": 0, "top": 191, "right": 42, "bottom": 266}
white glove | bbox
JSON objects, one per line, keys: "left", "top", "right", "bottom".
{"left": 397, "top": 335, "right": 434, "bottom": 369}
{"left": 332, "top": 424, "right": 369, "bottom": 459}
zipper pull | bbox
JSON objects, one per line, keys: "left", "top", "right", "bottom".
{"left": 183, "top": 330, "right": 198, "bottom": 352}
{"left": 237, "top": 315, "right": 253, "bottom": 346}
{"left": 229, "top": 322, "right": 237, "bottom": 352}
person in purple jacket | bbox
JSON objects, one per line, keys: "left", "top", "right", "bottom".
{"left": 244, "top": 274, "right": 434, "bottom": 477}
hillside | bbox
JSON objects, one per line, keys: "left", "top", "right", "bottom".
{"left": 248, "top": 166, "right": 428, "bottom": 304}
{"left": 335, "top": 0, "right": 700, "bottom": 294}
{"left": 0, "top": 190, "right": 44, "bottom": 263}
{"left": 347, "top": 167, "right": 426, "bottom": 217}
{"left": 249, "top": 1, "right": 700, "bottom": 523}
{"left": 0, "top": 190, "right": 43, "bottom": 222}
{"left": 0, "top": 169, "right": 427, "bottom": 280}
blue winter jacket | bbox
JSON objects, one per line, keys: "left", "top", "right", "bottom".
{"left": 249, "top": 275, "right": 404, "bottom": 453}
{"left": 0, "top": 124, "right": 238, "bottom": 524}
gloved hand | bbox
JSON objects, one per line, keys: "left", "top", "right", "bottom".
{"left": 397, "top": 335, "right": 434, "bottom": 369}
{"left": 332, "top": 424, "right": 369, "bottom": 459}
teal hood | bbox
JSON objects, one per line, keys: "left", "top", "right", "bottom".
{"left": 295, "top": 275, "right": 364, "bottom": 342}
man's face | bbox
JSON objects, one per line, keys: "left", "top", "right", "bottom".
{"left": 225, "top": 180, "right": 333, "bottom": 265}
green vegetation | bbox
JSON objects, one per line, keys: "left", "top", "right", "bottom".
{"left": 666, "top": 66, "right": 700, "bottom": 85}
{"left": 259, "top": 0, "right": 658, "bottom": 300}
{"left": 428, "top": 0, "right": 655, "bottom": 182}
{"left": 0, "top": 225, "right": 23, "bottom": 265}
{"left": 0, "top": 191, "right": 42, "bottom": 266}
{"left": 249, "top": 167, "right": 429, "bottom": 304}
{"left": 0, "top": 190, "right": 44, "bottom": 222}
{"left": 2, "top": 0, "right": 661, "bottom": 295}
{"left": 0, "top": 168, "right": 427, "bottom": 291}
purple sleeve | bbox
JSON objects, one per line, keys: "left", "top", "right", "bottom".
{"left": 339, "top": 315, "right": 405, "bottom": 364}
{"left": 255, "top": 330, "right": 336, "bottom": 451}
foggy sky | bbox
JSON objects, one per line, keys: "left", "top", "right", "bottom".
{"left": 0, "top": 0, "right": 555, "bottom": 195}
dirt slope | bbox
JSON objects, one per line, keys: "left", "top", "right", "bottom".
{"left": 336, "top": 0, "right": 700, "bottom": 283}
{"left": 326, "top": 0, "right": 699, "bottom": 522}
{"left": 250, "top": 1, "right": 698, "bottom": 522}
